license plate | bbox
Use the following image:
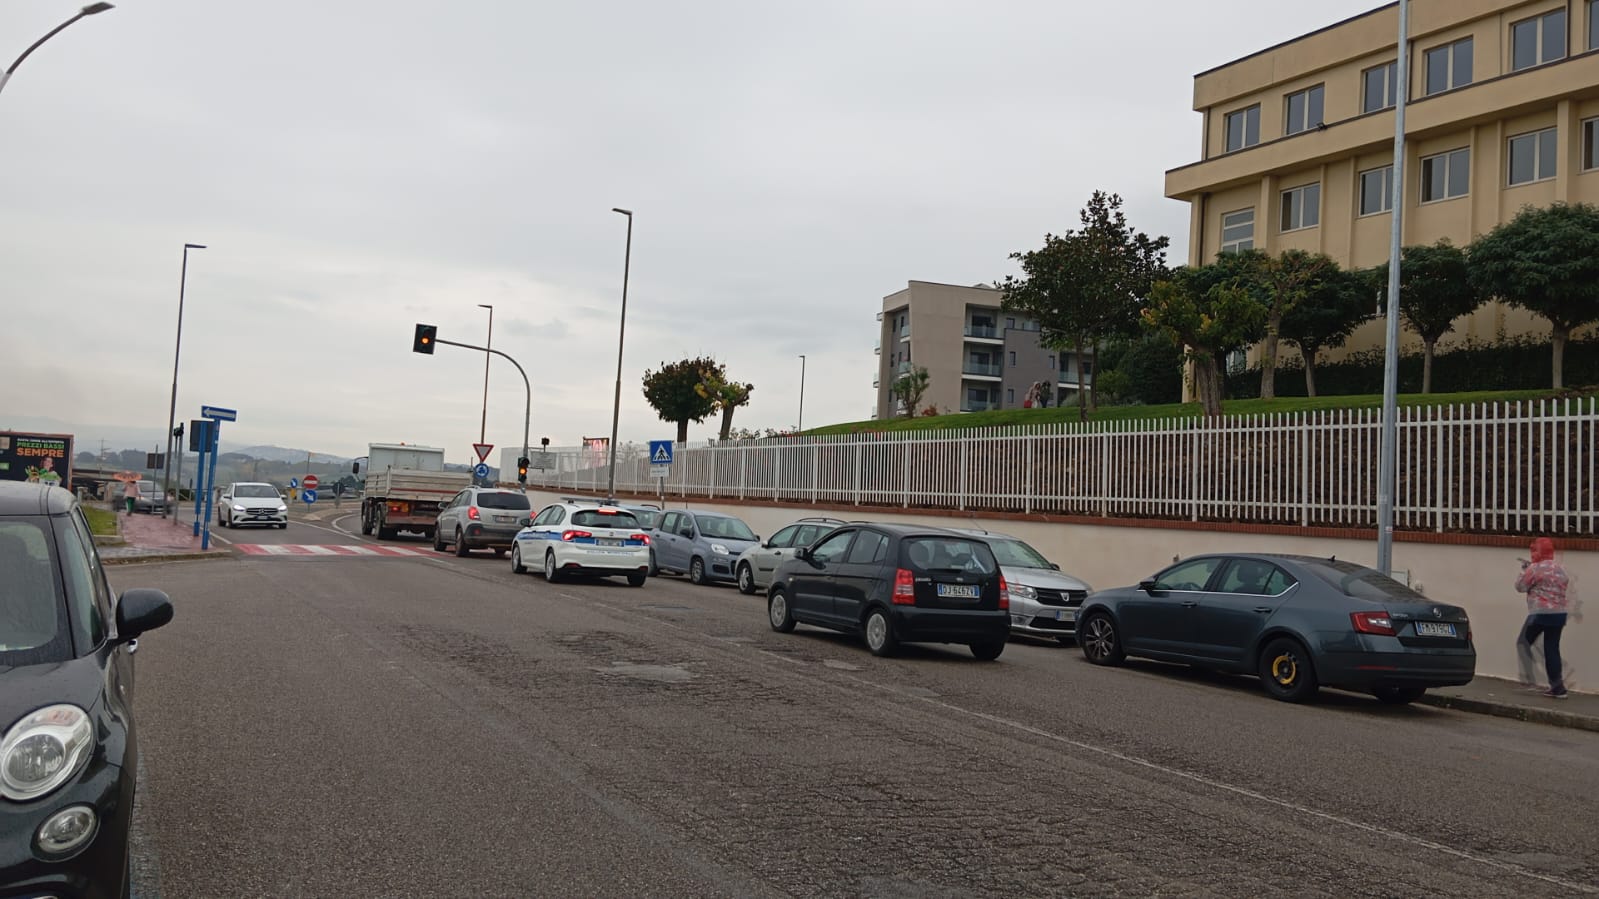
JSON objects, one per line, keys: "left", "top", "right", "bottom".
{"left": 1414, "top": 621, "right": 1457, "bottom": 637}
{"left": 494, "top": 515, "right": 513, "bottom": 523}
{"left": 1056, "top": 609, "right": 1076, "bottom": 622}
{"left": 597, "top": 538, "right": 623, "bottom": 547}
{"left": 936, "top": 583, "right": 980, "bottom": 599}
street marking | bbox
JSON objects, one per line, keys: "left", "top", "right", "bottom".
{"left": 235, "top": 544, "right": 433, "bottom": 558}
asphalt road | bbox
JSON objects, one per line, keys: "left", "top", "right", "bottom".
{"left": 115, "top": 538, "right": 1599, "bottom": 898}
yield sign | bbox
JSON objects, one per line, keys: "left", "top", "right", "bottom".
{"left": 473, "top": 443, "right": 494, "bottom": 463}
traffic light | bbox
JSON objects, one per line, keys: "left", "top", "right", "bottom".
{"left": 517, "top": 456, "right": 529, "bottom": 484}
{"left": 172, "top": 423, "right": 184, "bottom": 440}
{"left": 540, "top": 437, "right": 550, "bottom": 447}
{"left": 413, "top": 323, "right": 437, "bottom": 354}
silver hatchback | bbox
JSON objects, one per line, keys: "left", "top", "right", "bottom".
{"left": 434, "top": 487, "right": 532, "bottom": 557}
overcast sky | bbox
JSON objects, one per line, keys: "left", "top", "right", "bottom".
{"left": 2, "top": 0, "right": 1381, "bottom": 462}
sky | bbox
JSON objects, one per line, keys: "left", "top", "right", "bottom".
{"left": 2, "top": 0, "right": 1383, "bottom": 463}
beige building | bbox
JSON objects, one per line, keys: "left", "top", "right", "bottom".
{"left": 875, "top": 281, "right": 1091, "bottom": 420}
{"left": 1165, "top": 0, "right": 1599, "bottom": 359}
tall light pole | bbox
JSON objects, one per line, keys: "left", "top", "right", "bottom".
{"left": 797, "top": 355, "right": 806, "bottom": 431}
{"left": 163, "top": 243, "right": 206, "bottom": 519}
{"left": 0, "top": 3, "right": 114, "bottom": 97}
{"left": 606, "top": 207, "right": 633, "bottom": 500}
{"left": 477, "top": 304, "right": 493, "bottom": 444}
{"left": 1376, "top": 0, "right": 1411, "bottom": 576}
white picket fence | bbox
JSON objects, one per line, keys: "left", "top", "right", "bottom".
{"left": 532, "top": 398, "right": 1599, "bottom": 536}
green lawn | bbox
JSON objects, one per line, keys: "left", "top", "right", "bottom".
{"left": 806, "top": 389, "right": 1570, "bottom": 436}
{"left": 82, "top": 504, "right": 119, "bottom": 537}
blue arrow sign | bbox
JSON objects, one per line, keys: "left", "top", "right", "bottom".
{"left": 288, "top": 477, "right": 299, "bottom": 489}
{"left": 302, "top": 488, "right": 317, "bottom": 504}
{"left": 649, "top": 440, "right": 674, "bottom": 464}
{"left": 473, "top": 463, "right": 490, "bottom": 479}
{"left": 200, "top": 405, "right": 237, "bottom": 421}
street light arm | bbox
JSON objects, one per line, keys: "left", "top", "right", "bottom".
{"left": 435, "top": 338, "right": 531, "bottom": 476}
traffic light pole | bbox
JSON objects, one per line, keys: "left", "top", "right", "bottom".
{"left": 431, "top": 337, "right": 530, "bottom": 488}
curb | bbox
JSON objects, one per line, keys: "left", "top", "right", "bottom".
{"left": 104, "top": 551, "right": 232, "bottom": 566}
{"left": 1419, "top": 692, "right": 1599, "bottom": 733}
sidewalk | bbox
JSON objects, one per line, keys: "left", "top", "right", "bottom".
{"left": 1421, "top": 676, "right": 1599, "bottom": 733}
{"left": 98, "top": 504, "right": 231, "bottom": 565}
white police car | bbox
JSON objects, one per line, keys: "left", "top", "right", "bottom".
{"left": 510, "top": 501, "right": 652, "bottom": 586}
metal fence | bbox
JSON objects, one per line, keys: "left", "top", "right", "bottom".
{"left": 532, "top": 398, "right": 1599, "bottom": 536}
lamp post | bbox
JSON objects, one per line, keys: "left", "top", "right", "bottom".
{"left": 797, "top": 355, "right": 806, "bottom": 431}
{"left": 1376, "top": 0, "right": 1411, "bottom": 576}
{"left": 606, "top": 208, "right": 633, "bottom": 500}
{"left": 162, "top": 243, "right": 206, "bottom": 520}
{"left": 0, "top": 3, "right": 114, "bottom": 97}
{"left": 477, "top": 303, "right": 493, "bottom": 445}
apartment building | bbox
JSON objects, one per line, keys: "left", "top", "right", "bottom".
{"left": 874, "top": 281, "right": 1090, "bottom": 419}
{"left": 1165, "top": 0, "right": 1599, "bottom": 358}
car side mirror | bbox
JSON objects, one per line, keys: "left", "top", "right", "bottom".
{"left": 116, "top": 588, "right": 173, "bottom": 642}
{"left": 1139, "top": 579, "right": 1159, "bottom": 593}
{"left": 518, "top": 517, "right": 532, "bottom": 527}
{"left": 796, "top": 546, "right": 811, "bottom": 561}
{"left": 352, "top": 461, "right": 361, "bottom": 474}
{"left": 1050, "top": 563, "right": 1061, "bottom": 571}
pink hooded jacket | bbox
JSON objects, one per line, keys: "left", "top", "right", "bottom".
{"left": 1515, "top": 537, "right": 1569, "bottom": 613}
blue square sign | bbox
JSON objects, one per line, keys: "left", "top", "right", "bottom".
{"left": 648, "top": 440, "right": 673, "bottom": 465}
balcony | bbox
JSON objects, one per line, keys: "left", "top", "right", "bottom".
{"left": 874, "top": 338, "right": 881, "bottom": 355}
{"left": 899, "top": 325, "right": 910, "bottom": 340}
{"left": 897, "top": 361, "right": 912, "bottom": 374}
{"left": 872, "top": 376, "right": 880, "bottom": 389}
{"left": 964, "top": 324, "right": 1000, "bottom": 339}
{"left": 961, "top": 402, "right": 998, "bottom": 413}
{"left": 962, "top": 362, "right": 1001, "bottom": 378}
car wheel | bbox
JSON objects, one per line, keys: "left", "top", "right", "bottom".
{"left": 1078, "top": 611, "right": 1125, "bottom": 666}
{"left": 1259, "top": 636, "right": 1319, "bottom": 703}
{"left": 864, "top": 608, "right": 898, "bottom": 657}
{"left": 360, "top": 513, "right": 373, "bottom": 536}
{"left": 433, "top": 528, "right": 446, "bottom": 552}
{"left": 626, "top": 570, "right": 647, "bottom": 588}
{"left": 511, "top": 543, "right": 527, "bottom": 574}
{"left": 689, "top": 557, "right": 706, "bottom": 585}
{"left": 768, "top": 589, "right": 796, "bottom": 633}
{"left": 544, "top": 549, "right": 564, "bottom": 583}
{"left": 1372, "top": 686, "right": 1426, "bottom": 705}
{"left": 970, "top": 639, "right": 1005, "bottom": 661}
{"left": 454, "top": 528, "right": 470, "bottom": 557}
{"left": 648, "top": 550, "right": 659, "bottom": 577}
{"left": 736, "top": 563, "right": 755, "bottom": 595}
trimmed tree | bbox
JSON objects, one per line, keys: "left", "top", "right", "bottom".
{"left": 1277, "top": 265, "right": 1374, "bottom": 397}
{"left": 1142, "top": 265, "right": 1268, "bottom": 417}
{"left": 1254, "top": 250, "right": 1334, "bottom": 400}
{"left": 643, "top": 357, "right": 723, "bottom": 443}
{"left": 1469, "top": 203, "right": 1599, "bottom": 388}
{"left": 1368, "top": 240, "right": 1481, "bottom": 394}
{"left": 695, "top": 372, "right": 755, "bottom": 442}
{"left": 891, "top": 366, "right": 930, "bottom": 418}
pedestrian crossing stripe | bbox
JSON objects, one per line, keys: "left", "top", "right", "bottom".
{"left": 236, "top": 544, "right": 434, "bottom": 558}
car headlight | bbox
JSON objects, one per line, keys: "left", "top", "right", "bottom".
{"left": 276, "top": 504, "right": 287, "bottom": 513}
{"left": 232, "top": 504, "right": 245, "bottom": 512}
{"left": 710, "top": 543, "right": 730, "bottom": 555}
{"left": 0, "top": 705, "right": 94, "bottom": 802}
{"left": 1010, "top": 583, "right": 1037, "bottom": 600}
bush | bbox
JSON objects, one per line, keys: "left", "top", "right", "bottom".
{"left": 1226, "top": 335, "right": 1599, "bottom": 398}
{"left": 1098, "top": 335, "right": 1184, "bottom": 405}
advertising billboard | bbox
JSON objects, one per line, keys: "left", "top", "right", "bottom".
{"left": 0, "top": 431, "right": 74, "bottom": 487}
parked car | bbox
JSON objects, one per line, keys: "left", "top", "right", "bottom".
{"left": 131, "top": 480, "right": 166, "bottom": 515}
{"left": 609, "top": 502, "right": 663, "bottom": 574}
{"left": 216, "top": 482, "right": 288, "bottom": 529}
{"left": 766, "top": 523, "right": 1010, "bottom": 660}
{"left": 511, "top": 501, "right": 651, "bottom": 586}
{"left": 1076, "top": 553, "right": 1476, "bottom": 704}
{"left": 0, "top": 481, "right": 174, "bottom": 898}
{"left": 735, "top": 517, "right": 847, "bottom": 595}
{"left": 953, "top": 529, "right": 1091, "bottom": 645}
{"left": 651, "top": 509, "right": 760, "bottom": 585}
{"left": 434, "top": 487, "right": 532, "bottom": 556}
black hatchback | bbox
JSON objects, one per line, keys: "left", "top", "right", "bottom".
{"left": 0, "top": 483, "right": 173, "bottom": 898}
{"left": 766, "top": 523, "right": 1010, "bottom": 660}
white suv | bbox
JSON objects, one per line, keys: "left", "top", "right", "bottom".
{"left": 218, "top": 482, "right": 289, "bottom": 529}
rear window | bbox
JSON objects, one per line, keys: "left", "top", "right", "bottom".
{"left": 571, "top": 510, "right": 640, "bottom": 528}
{"left": 0, "top": 519, "right": 72, "bottom": 665}
{"left": 901, "top": 537, "right": 997, "bottom": 576}
{"left": 1301, "top": 559, "right": 1425, "bottom": 603}
{"left": 478, "top": 492, "right": 531, "bottom": 511}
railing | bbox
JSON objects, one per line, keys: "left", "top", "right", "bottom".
{"left": 964, "top": 324, "right": 999, "bottom": 339}
{"left": 529, "top": 399, "right": 1599, "bottom": 537}
{"left": 963, "top": 362, "right": 1002, "bottom": 377}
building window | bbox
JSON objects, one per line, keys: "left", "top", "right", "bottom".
{"left": 1047, "top": 355, "right": 1055, "bottom": 370}
{"left": 1280, "top": 183, "right": 1320, "bottom": 232}
{"left": 1421, "top": 148, "right": 1470, "bottom": 202}
{"left": 1005, "top": 317, "right": 1016, "bottom": 330}
{"left": 1585, "top": 117, "right": 1599, "bottom": 171}
{"left": 1508, "top": 128, "right": 1558, "bottom": 185}
{"left": 1359, "top": 165, "right": 1394, "bottom": 216}
{"left": 1362, "top": 62, "right": 1398, "bottom": 113}
{"left": 1008, "top": 351, "right": 1017, "bottom": 367}
{"left": 1220, "top": 208, "right": 1254, "bottom": 253}
{"left": 1424, "top": 38, "right": 1473, "bottom": 95}
{"left": 1225, "top": 105, "right": 1261, "bottom": 152}
{"left": 1511, "top": 9, "right": 1566, "bottom": 71}
{"left": 1284, "top": 84, "right": 1324, "bottom": 135}
{"left": 1006, "top": 389, "right": 1015, "bottom": 405}
{"left": 1592, "top": 0, "right": 1599, "bottom": 51}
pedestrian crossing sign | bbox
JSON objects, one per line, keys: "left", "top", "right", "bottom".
{"left": 649, "top": 440, "right": 673, "bottom": 464}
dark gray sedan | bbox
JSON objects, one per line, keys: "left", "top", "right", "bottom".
{"left": 1076, "top": 554, "right": 1475, "bottom": 704}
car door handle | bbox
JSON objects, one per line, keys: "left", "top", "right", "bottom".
{"left": 1253, "top": 606, "right": 1272, "bottom": 614}
{"left": 1181, "top": 600, "right": 1198, "bottom": 608}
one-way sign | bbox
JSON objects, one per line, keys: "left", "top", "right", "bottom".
{"left": 201, "top": 405, "right": 237, "bottom": 421}
{"left": 649, "top": 440, "right": 673, "bottom": 464}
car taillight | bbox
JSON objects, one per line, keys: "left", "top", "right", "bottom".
{"left": 1350, "top": 611, "right": 1397, "bottom": 636}
{"left": 999, "top": 575, "right": 1010, "bottom": 611}
{"left": 561, "top": 530, "right": 592, "bottom": 542}
{"left": 631, "top": 533, "right": 651, "bottom": 545}
{"left": 467, "top": 507, "right": 480, "bottom": 521}
{"left": 892, "top": 568, "right": 915, "bottom": 605}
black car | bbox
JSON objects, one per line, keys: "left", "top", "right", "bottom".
{"left": 1077, "top": 553, "right": 1475, "bottom": 703}
{"left": 0, "top": 483, "right": 173, "bottom": 898}
{"left": 766, "top": 523, "right": 1010, "bottom": 660}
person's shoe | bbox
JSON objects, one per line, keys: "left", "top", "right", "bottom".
{"left": 1538, "top": 688, "right": 1569, "bottom": 700}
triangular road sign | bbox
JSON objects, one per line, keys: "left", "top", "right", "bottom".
{"left": 473, "top": 443, "right": 494, "bottom": 463}
{"left": 652, "top": 444, "right": 671, "bottom": 463}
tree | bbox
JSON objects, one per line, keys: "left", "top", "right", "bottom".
{"left": 1142, "top": 265, "right": 1268, "bottom": 417}
{"left": 642, "top": 356, "right": 723, "bottom": 443}
{"left": 1277, "top": 265, "right": 1374, "bottom": 397}
{"left": 1253, "top": 250, "right": 1334, "bottom": 400}
{"left": 1366, "top": 240, "right": 1481, "bottom": 394}
{"left": 999, "top": 191, "right": 1169, "bottom": 421}
{"left": 891, "top": 366, "right": 930, "bottom": 418}
{"left": 1469, "top": 203, "right": 1599, "bottom": 389}
{"left": 695, "top": 370, "right": 755, "bottom": 442}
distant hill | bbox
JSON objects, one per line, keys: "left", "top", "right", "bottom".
{"left": 234, "top": 445, "right": 353, "bottom": 464}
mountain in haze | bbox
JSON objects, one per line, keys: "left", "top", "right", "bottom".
{"left": 234, "top": 445, "right": 353, "bottom": 464}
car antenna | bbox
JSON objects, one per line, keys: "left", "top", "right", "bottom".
{"left": 1172, "top": 554, "right": 1179, "bottom": 563}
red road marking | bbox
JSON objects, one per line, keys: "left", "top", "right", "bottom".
{"left": 235, "top": 544, "right": 433, "bottom": 558}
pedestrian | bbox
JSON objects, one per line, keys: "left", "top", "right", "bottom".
{"left": 122, "top": 478, "right": 139, "bottom": 516}
{"left": 1515, "top": 537, "right": 1572, "bottom": 699}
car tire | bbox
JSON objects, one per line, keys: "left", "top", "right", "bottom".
{"left": 1078, "top": 611, "right": 1125, "bottom": 666}
{"left": 768, "top": 589, "right": 796, "bottom": 633}
{"left": 648, "top": 550, "right": 659, "bottom": 577}
{"left": 736, "top": 562, "right": 756, "bottom": 595}
{"left": 1372, "top": 686, "right": 1426, "bottom": 705}
{"left": 863, "top": 608, "right": 898, "bottom": 657}
{"left": 1259, "top": 636, "right": 1319, "bottom": 703}
{"left": 626, "top": 570, "right": 647, "bottom": 588}
{"left": 454, "top": 528, "right": 470, "bottom": 557}
{"left": 544, "top": 549, "right": 564, "bottom": 583}
{"left": 689, "top": 557, "right": 706, "bottom": 585}
{"left": 360, "top": 513, "right": 373, "bottom": 536}
{"left": 970, "top": 639, "right": 1005, "bottom": 661}
{"left": 433, "top": 529, "right": 446, "bottom": 552}
{"left": 511, "top": 544, "right": 527, "bottom": 574}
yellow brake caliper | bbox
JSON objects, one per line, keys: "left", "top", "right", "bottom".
{"left": 1273, "top": 654, "right": 1297, "bottom": 685}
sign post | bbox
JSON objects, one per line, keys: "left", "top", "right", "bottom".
{"left": 648, "top": 439, "right": 672, "bottom": 501}
{"left": 197, "top": 405, "right": 235, "bottom": 550}
{"left": 189, "top": 419, "right": 213, "bottom": 534}
{"left": 302, "top": 474, "right": 319, "bottom": 510}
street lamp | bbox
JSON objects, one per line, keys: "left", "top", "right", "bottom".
{"left": 0, "top": 4, "right": 114, "bottom": 97}
{"left": 162, "top": 243, "right": 206, "bottom": 520}
{"left": 606, "top": 207, "right": 633, "bottom": 500}
{"left": 1376, "top": 0, "right": 1412, "bottom": 576}
{"left": 477, "top": 304, "right": 493, "bottom": 445}
{"left": 797, "top": 355, "right": 806, "bottom": 431}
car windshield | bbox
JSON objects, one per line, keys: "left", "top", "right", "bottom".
{"left": 902, "top": 537, "right": 998, "bottom": 576}
{"left": 986, "top": 538, "right": 1053, "bottom": 569}
{"left": 1300, "top": 559, "right": 1427, "bottom": 603}
{"left": 572, "top": 510, "right": 640, "bottom": 528}
{"left": 0, "top": 518, "right": 72, "bottom": 666}
{"left": 236, "top": 484, "right": 278, "bottom": 498}
{"left": 696, "top": 515, "right": 756, "bottom": 541}
{"left": 478, "top": 492, "right": 531, "bottom": 511}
